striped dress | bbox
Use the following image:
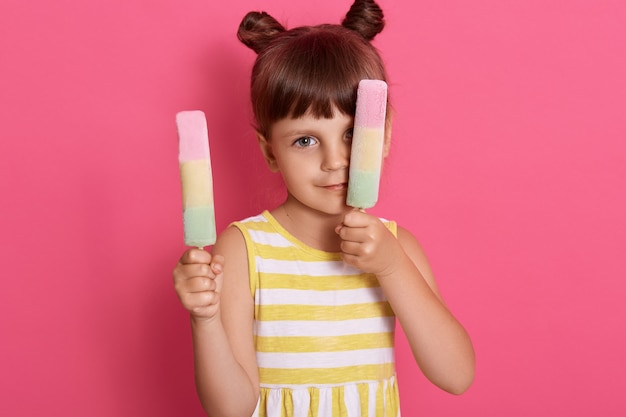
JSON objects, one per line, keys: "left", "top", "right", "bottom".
{"left": 232, "top": 211, "right": 401, "bottom": 417}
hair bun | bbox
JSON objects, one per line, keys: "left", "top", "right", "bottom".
{"left": 237, "top": 11, "right": 286, "bottom": 54}
{"left": 341, "top": 0, "right": 385, "bottom": 41}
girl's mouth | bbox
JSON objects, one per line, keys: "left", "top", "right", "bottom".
{"left": 323, "top": 183, "right": 347, "bottom": 191}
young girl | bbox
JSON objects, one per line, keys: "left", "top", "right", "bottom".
{"left": 173, "top": 1, "right": 475, "bottom": 415}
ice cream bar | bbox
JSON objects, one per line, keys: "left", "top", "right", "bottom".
{"left": 347, "top": 79, "right": 388, "bottom": 209}
{"left": 177, "top": 110, "right": 216, "bottom": 248}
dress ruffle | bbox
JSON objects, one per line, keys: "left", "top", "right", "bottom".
{"left": 251, "top": 375, "right": 400, "bottom": 417}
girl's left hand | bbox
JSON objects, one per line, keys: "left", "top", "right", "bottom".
{"left": 335, "top": 209, "right": 403, "bottom": 276}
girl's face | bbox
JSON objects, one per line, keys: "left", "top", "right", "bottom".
{"left": 259, "top": 108, "right": 355, "bottom": 215}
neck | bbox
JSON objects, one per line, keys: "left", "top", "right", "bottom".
{"left": 271, "top": 196, "right": 347, "bottom": 252}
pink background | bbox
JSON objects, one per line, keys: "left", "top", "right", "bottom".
{"left": 1, "top": 0, "right": 625, "bottom": 415}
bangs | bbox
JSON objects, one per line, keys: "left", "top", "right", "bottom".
{"left": 277, "top": 63, "right": 358, "bottom": 120}
{"left": 252, "top": 25, "right": 387, "bottom": 134}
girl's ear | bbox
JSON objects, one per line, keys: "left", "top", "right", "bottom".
{"left": 382, "top": 115, "right": 393, "bottom": 157}
{"left": 257, "top": 131, "right": 279, "bottom": 172}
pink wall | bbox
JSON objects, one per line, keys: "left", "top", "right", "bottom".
{"left": 1, "top": 0, "right": 625, "bottom": 415}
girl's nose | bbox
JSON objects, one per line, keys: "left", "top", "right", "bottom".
{"left": 321, "top": 140, "right": 350, "bottom": 171}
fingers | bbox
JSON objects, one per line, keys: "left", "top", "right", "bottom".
{"left": 336, "top": 225, "right": 366, "bottom": 244}
{"left": 174, "top": 262, "right": 216, "bottom": 283}
{"left": 336, "top": 210, "right": 397, "bottom": 274}
{"left": 336, "top": 216, "right": 379, "bottom": 245}
{"left": 179, "top": 249, "right": 224, "bottom": 276}
{"left": 340, "top": 208, "right": 371, "bottom": 228}
{"left": 210, "top": 253, "right": 225, "bottom": 275}
{"left": 176, "top": 248, "right": 223, "bottom": 277}
{"left": 181, "top": 277, "right": 219, "bottom": 303}
{"left": 173, "top": 249, "right": 224, "bottom": 320}
{"left": 339, "top": 239, "right": 374, "bottom": 257}
{"left": 186, "top": 275, "right": 218, "bottom": 293}
{"left": 173, "top": 265, "right": 216, "bottom": 301}
{"left": 180, "top": 247, "right": 212, "bottom": 265}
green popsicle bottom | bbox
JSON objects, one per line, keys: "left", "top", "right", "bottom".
{"left": 347, "top": 170, "right": 380, "bottom": 209}
{"left": 183, "top": 206, "right": 216, "bottom": 248}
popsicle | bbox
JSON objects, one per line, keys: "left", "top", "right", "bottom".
{"left": 347, "top": 79, "right": 388, "bottom": 209}
{"left": 176, "top": 110, "right": 216, "bottom": 248}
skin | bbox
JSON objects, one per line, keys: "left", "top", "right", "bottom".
{"left": 173, "top": 107, "right": 475, "bottom": 417}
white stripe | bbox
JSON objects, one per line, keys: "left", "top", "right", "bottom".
{"left": 257, "top": 348, "right": 395, "bottom": 369}
{"left": 293, "top": 389, "right": 310, "bottom": 417}
{"left": 344, "top": 383, "right": 360, "bottom": 417}
{"left": 255, "top": 317, "right": 395, "bottom": 337}
{"left": 266, "top": 389, "right": 282, "bottom": 417}
{"left": 318, "top": 388, "right": 332, "bottom": 417}
{"left": 255, "top": 287, "right": 386, "bottom": 306}
{"left": 240, "top": 214, "right": 268, "bottom": 224}
{"left": 256, "top": 257, "right": 362, "bottom": 276}
{"left": 248, "top": 229, "right": 293, "bottom": 247}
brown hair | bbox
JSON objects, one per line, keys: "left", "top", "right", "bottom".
{"left": 237, "top": 0, "right": 389, "bottom": 137}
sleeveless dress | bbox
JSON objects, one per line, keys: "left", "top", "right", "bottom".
{"left": 232, "top": 211, "right": 401, "bottom": 417}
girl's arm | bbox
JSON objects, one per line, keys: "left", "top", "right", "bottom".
{"left": 337, "top": 211, "right": 475, "bottom": 394}
{"left": 385, "top": 226, "right": 475, "bottom": 394}
{"left": 175, "top": 227, "right": 259, "bottom": 416}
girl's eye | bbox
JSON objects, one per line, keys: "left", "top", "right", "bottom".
{"left": 345, "top": 128, "right": 354, "bottom": 142}
{"left": 294, "top": 136, "right": 317, "bottom": 147}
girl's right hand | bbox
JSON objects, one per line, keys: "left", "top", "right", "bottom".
{"left": 173, "top": 248, "right": 224, "bottom": 322}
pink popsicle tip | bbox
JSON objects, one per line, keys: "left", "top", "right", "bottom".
{"left": 177, "top": 110, "right": 209, "bottom": 162}
{"left": 359, "top": 79, "right": 387, "bottom": 89}
{"left": 355, "top": 80, "right": 388, "bottom": 128}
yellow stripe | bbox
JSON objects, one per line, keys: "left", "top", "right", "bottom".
{"left": 257, "top": 389, "right": 266, "bottom": 417}
{"left": 258, "top": 302, "right": 394, "bottom": 321}
{"left": 309, "top": 388, "right": 319, "bottom": 417}
{"left": 256, "top": 332, "right": 394, "bottom": 353}
{"left": 283, "top": 389, "right": 292, "bottom": 417}
{"left": 260, "top": 363, "right": 395, "bottom": 386}
{"left": 332, "top": 386, "right": 342, "bottom": 417}
{"left": 254, "top": 243, "right": 341, "bottom": 262}
{"left": 389, "top": 378, "right": 399, "bottom": 417}
{"left": 258, "top": 272, "right": 381, "bottom": 290}
{"left": 358, "top": 383, "right": 369, "bottom": 417}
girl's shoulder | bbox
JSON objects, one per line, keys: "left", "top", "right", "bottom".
{"left": 394, "top": 223, "right": 443, "bottom": 298}
{"left": 395, "top": 224, "right": 428, "bottom": 264}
